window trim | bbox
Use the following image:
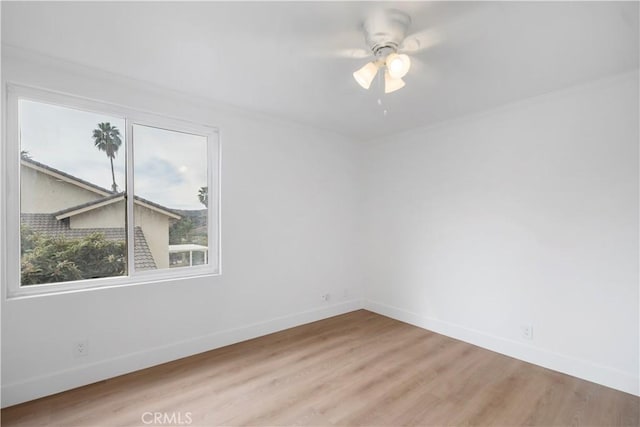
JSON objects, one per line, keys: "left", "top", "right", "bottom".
{"left": 3, "top": 83, "right": 221, "bottom": 299}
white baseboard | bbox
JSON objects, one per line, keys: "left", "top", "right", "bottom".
{"left": 1, "top": 299, "right": 364, "bottom": 408}
{"left": 364, "top": 300, "right": 639, "bottom": 396}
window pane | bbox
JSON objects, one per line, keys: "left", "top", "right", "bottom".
{"left": 132, "top": 124, "right": 208, "bottom": 271}
{"left": 19, "top": 100, "right": 127, "bottom": 285}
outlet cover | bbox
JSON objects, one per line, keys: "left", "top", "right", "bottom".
{"left": 73, "top": 339, "right": 89, "bottom": 358}
{"left": 521, "top": 324, "right": 533, "bottom": 340}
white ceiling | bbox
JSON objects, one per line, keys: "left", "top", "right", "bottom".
{"left": 2, "top": 1, "right": 638, "bottom": 140}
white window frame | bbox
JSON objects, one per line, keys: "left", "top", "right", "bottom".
{"left": 3, "top": 84, "right": 221, "bottom": 299}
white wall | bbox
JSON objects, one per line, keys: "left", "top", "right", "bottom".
{"left": 363, "top": 71, "right": 639, "bottom": 395}
{"left": 1, "top": 49, "right": 364, "bottom": 407}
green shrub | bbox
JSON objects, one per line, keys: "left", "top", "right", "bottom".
{"left": 21, "top": 227, "right": 125, "bottom": 285}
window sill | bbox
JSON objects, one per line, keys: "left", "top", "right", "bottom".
{"left": 6, "top": 267, "right": 221, "bottom": 300}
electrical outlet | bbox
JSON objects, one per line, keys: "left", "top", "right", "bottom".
{"left": 321, "top": 293, "right": 330, "bottom": 302}
{"left": 73, "top": 339, "right": 89, "bottom": 358}
{"left": 521, "top": 324, "right": 533, "bottom": 340}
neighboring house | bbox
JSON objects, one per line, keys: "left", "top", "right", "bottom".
{"left": 20, "top": 158, "right": 181, "bottom": 270}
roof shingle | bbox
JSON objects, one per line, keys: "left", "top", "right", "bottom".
{"left": 21, "top": 213, "right": 157, "bottom": 271}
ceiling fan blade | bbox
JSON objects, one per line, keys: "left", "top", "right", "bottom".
{"left": 399, "top": 28, "right": 443, "bottom": 54}
{"left": 307, "top": 47, "right": 371, "bottom": 59}
{"left": 334, "top": 48, "right": 372, "bottom": 59}
{"left": 399, "top": 2, "right": 499, "bottom": 56}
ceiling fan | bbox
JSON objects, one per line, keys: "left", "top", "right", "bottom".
{"left": 351, "top": 8, "right": 427, "bottom": 94}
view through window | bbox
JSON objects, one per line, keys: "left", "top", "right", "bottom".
{"left": 132, "top": 124, "right": 209, "bottom": 271}
{"left": 16, "top": 94, "right": 218, "bottom": 291}
{"left": 19, "top": 100, "right": 127, "bottom": 285}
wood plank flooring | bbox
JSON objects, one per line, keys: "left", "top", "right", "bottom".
{"left": 2, "top": 310, "right": 638, "bottom": 426}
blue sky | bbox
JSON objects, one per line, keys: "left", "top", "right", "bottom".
{"left": 20, "top": 99, "right": 207, "bottom": 210}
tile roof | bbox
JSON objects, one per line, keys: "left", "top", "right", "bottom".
{"left": 21, "top": 213, "right": 157, "bottom": 271}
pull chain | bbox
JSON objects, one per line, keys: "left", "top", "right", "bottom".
{"left": 376, "top": 71, "right": 389, "bottom": 116}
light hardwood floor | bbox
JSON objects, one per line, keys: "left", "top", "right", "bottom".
{"left": 2, "top": 310, "right": 638, "bottom": 426}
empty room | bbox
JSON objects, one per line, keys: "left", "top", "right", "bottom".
{"left": 0, "top": 1, "right": 638, "bottom": 426}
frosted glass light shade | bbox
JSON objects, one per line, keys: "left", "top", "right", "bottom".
{"left": 384, "top": 71, "right": 406, "bottom": 93}
{"left": 353, "top": 61, "right": 379, "bottom": 89}
{"left": 386, "top": 53, "right": 411, "bottom": 79}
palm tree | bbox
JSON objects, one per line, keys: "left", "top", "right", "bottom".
{"left": 92, "top": 122, "right": 122, "bottom": 192}
{"left": 198, "top": 186, "right": 208, "bottom": 207}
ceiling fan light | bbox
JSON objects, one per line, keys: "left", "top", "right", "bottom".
{"left": 384, "top": 71, "right": 406, "bottom": 94}
{"left": 353, "top": 61, "right": 379, "bottom": 90}
{"left": 386, "top": 53, "right": 411, "bottom": 79}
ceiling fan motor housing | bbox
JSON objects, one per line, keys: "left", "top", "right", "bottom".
{"left": 363, "top": 8, "right": 411, "bottom": 57}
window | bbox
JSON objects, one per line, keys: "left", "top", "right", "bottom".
{"left": 4, "top": 85, "right": 220, "bottom": 297}
{"left": 132, "top": 124, "right": 210, "bottom": 271}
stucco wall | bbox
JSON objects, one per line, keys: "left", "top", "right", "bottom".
{"left": 134, "top": 205, "right": 171, "bottom": 269}
{"left": 21, "top": 163, "right": 103, "bottom": 213}
{"left": 69, "top": 201, "right": 124, "bottom": 229}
